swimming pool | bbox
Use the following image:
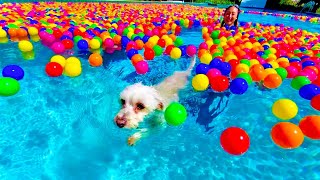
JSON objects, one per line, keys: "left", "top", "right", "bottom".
{"left": 0, "top": 2, "right": 319, "bottom": 180}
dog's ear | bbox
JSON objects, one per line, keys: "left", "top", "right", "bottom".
{"left": 157, "top": 102, "right": 164, "bottom": 111}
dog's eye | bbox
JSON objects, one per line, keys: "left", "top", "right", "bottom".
{"left": 136, "top": 103, "right": 145, "bottom": 110}
{"left": 120, "top": 99, "right": 125, "bottom": 105}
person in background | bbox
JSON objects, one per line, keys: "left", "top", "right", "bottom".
{"left": 220, "top": 4, "right": 241, "bottom": 30}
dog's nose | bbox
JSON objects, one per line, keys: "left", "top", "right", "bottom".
{"left": 115, "top": 116, "right": 127, "bottom": 128}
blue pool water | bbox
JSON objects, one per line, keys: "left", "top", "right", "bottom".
{"left": 0, "top": 10, "right": 320, "bottom": 180}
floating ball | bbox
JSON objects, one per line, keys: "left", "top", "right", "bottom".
{"left": 195, "top": 63, "right": 210, "bottom": 74}
{"left": 220, "top": 127, "right": 250, "bottom": 155}
{"left": 236, "top": 73, "right": 252, "bottom": 85}
{"left": 50, "top": 55, "right": 66, "bottom": 67}
{"left": 51, "top": 42, "right": 65, "bottom": 54}
{"left": 164, "top": 102, "right": 187, "bottom": 126}
{"left": 144, "top": 48, "right": 155, "bottom": 60}
{"left": 186, "top": 45, "right": 197, "bottom": 57}
{"left": 66, "top": 57, "right": 81, "bottom": 67}
{"left": 311, "top": 94, "right": 320, "bottom": 111}
{"left": 89, "top": 38, "right": 101, "bottom": 49}
{"left": 299, "top": 115, "right": 320, "bottom": 139}
{"left": 134, "top": 60, "right": 149, "bottom": 74}
{"left": 64, "top": 63, "right": 82, "bottom": 77}
{"left": 271, "top": 122, "right": 304, "bottom": 149}
{"left": 0, "top": 77, "right": 20, "bottom": 96}
{"left": 127, "top": 49, "right": 139, "bottom": 59}
{"left": 88, "top": 53, "right": 103, "bottom": 67}
{"left": 18, "top": 40, "right": 33, "bottom": 52}
{"left": 200, "top": 53, "right": 212, "bottom": 64}
{"left": 61, "top": 39, "right": 74, "bottom": 50}
{"left": 77, "top": 39, "right": 89, "bottom": 50}
{"left": 45, "top": 62, "right": 63, "bottom": 77}
{"left": 230, "top": 78, "right": 248, "bottom": 95}
{"left": 291, "top": 76, "right": 311, "bottom": 90}
{"left": 275, "top": 67, "right": 288, "bottom": 80}
{"left": 272, "top": 99, "right": 298, "bottom": 120}
{"left": 2, "top": 65, "right": 24, "bottom": 80}
{"left": 206, "top": 68, "right": 222, "bottom": 79}
{"left": 131, "top": 54, "right": 144, "bottom": 65}
{"left": 299, "top": 84, "right": 320, "bottom": 100}
{"left": 192, "top": 74, "right": 209, "bottom": 91}
{"left": 263, "top": 74, "right": 282, "bottom": 89}
{"left": 210, "top": 75, "right": 229, "bottom": 92}
{"left": 170, "top": 47, "right": 182, "bottom": 60}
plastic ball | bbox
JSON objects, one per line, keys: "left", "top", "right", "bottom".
{"left": 206, "top": 68, "right": 222, "bottom": 79}
{"left": 127, "top": 49, "right": 139, "bottom": 59}
{"left": 144, "top": 48, "right": 155, "bottom": 60}
{"left": 18, "top": 40, "right": 33, "bottom": 52}
{"left": 0, "top": 77, "right": 20, "bottom": 96}
{"left": 275, "top": 67, "right": 288, "bottom": 80}
{"left": 220, "top": 127, "right": 250, "bottom": 155}
{"left": 170, "top": 47, "right": 182, "bottom": 60}
{"left": 131, "top": 54, "right": 144, "bottom": 65}
{"left": 195, "top": 63, "right": 210, "bottom": 74}
{"left": 271, "top": 122, "right": 304, "bottom": 149}
{"left": 291, "top": 76, "right": 311, "bottom": 90}
{"left": 219, "top": 62, "right": 232, "bottom": 76}
{"left": 299, "top": 84, "right": 320, "bottom": 100}
{"left": 64, "top": 63, "right": 82, "bottom": 77}
{"left": 77, "top": 39, "right": 89, "bottom": 50}
{"left": 164, "top": 102, "right": 187, "bottom": 126}
{"left": 88, "top": 53, "right": 103, "bottom": 67}
{"left": 299, "top": 115, "right": 320, "bottom": 139}
{"left": 61, "top": 39, "right": 74, "bottom": 50}
{"left": 230, "top": 78, "right": 248, "bottom": 95}
{"left": 210, "top": 75, "right": 229, "bottom": 92}
{"left": 45, "top": 62, "right": 63, "bottom": 77}
{"left": 134, "top": 60, "right": 149, "bottom": 74}
{"left": 66, "top": 57, "right": 81, "bottom": 67}
{"left": 200, "top": 53, "right": 212, "bottom": 64}
{"left": 311, "top": 94, "right": 320, "bottom": 111}
{"left": 153, "top": 45, "right": 163, "bottom": 56}
{"left": 89, "top": 38, "right": 101, "bottom": 49}
{"left": 186, "top": 45, "right": 197, "bottom": 57}
{"left": 272, "top": 99, "right": 298, "bottom": 120}
{"left": 50, "top": 55, "right": 66, "bottom": 67}
{"left": 2, "top": 65, "right": 24, "bottom": 80}
{"left": 104, "top": 38, "right": 114, "bottom": 48}
{"left": 192, "top": 74, "right": 209, "bottom": 91}
{"left": 28, "top": 27, "right": 38, "bottom": 36}
{"left": 236, "top": 73, "right": 252, "bottom": 85}
{"left": 51, "top": 42, "right": 65, "bottom": 54}
{"left": 263, "top": 74, "right": 282, "bottom": 89}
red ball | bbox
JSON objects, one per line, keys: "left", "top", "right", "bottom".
{"left": 52, "top": 29, "right": 63, "bottom": 39}
{"left": 311, "top": 94, "right": 320, "bottom": 111}
{"left": 220, "top": 127, "right": 250, "bottom": 155}
{"left": 144, "top": 48, "right": 155, "bottom": 60}
{"left": 299, "top": 115, "right": 320, "bottom": 139}
{"left": 164, "top": 45, "right": 175, "bottom": 55}
{"left": 157, "top": 39, "right": 166, "bottom": 48}
{"left": 45, "top": 62, "right": 63, "bottom": 77}
{"left": 209, "top": 75, "right": 230, "bottom": 92}
{"left": 61, "top": 39, "right": 74, "bottom": 49}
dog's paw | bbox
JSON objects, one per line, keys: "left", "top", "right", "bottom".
{"left": 127, "top": 136, "right": 137, "bottom": 146}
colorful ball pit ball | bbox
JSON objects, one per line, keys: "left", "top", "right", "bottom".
{"left": 2, "top": 65, "right": 24, "bottom": 80}
{"left": 311, "top": 94, "right": 320, "bottom": 111}
{"left": 0, "top": 77, "right": 20, "bottom": 96}
{"left": 134, "top": 60, "right": 149, "bottom": 75}
{"left": 271, "top": 122, "right": 304, "bottom": 149}
{"left": 229, "top": 78, "right": 248, "bottom": 95}
{"left": 210, "top": 75, "right": 229, "bottom": 92}
{"left": 164, "top": 102, "right": 187, "bottom": 126}
{"left": 50, "top": 55, "right": 66, "bottom": 68}
{"left": 45, "top": 62, "right": 63, "bottom": 77}
{"left": 18, "top": 40, "right": 33, "bottom": 52}
{"left": 299, "top": 84, "right": 320, "bottom": 100}
{"left": 186, "top": 45, "right": 197, "bottom": 57}
{"left": 272, "top": 99, "right": 298, "bottom": 120}
{"left": 299, "top": 115, "right": 320, "bottom": 140}
{"left": 220, "top": 127, "right": 250, "bottom": 156}
{"left": 64, "top": 63, "right": 82, "bottom": 77}
{"left": 291, "top": 76, "right": 311, "bottom": 90}
{"left": 88, "top": 53, "right": 103, "bottom": 67}
{"left": 51, "top": 42, "right": 65, "bottom": 54}
{"left": 192, "top": 74, "right": 209, "bottom": 91}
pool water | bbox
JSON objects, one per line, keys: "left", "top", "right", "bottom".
{"left": 0, "top": 7, "right": 320, "bottom": 180}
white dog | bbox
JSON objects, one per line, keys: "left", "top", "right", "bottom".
{"left": 114, "top": 56, "right": 196, "bottom": 146}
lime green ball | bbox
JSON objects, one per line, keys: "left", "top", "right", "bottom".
{"left": 211, "top": 30, "right": 220, "bottom": 39}
{"left": 73, "top": 36, "right": 82, "bottom": 44}
{"left": 174, "top": 37, "right": 184, "bottom": 47}
{"left": 236, "top": 73, "right": 252, "bottom": 85}
{"left": 213, "top": 39, "right": 221, "bottom": 45}
{"left": 164, "top": 102, "right": 187, "bottom": 126}
{"left": 123, "top": 28, "right": 129, "bottom": 36}
{"left": 153, "top": 45, "right": 163, "bottom": 56}
{"left": 291, "top": 76, "right": 311, "bottom": 90}
{"left": 275, "top": 67, "right": 288, "bottom": 80}
{"left": 0, "top": 77, "right": 20, "bottom": 96}
{"left": 93, "top": 36, "right": 102, "bottom": 45}
{"left": 240, "top": 59, "right": 250, "bottom": 67}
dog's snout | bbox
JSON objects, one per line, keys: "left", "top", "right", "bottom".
{"left": 115, "top": 116, "right": 127, "bottom": 128}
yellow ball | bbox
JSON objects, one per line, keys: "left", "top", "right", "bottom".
{"left": 249, "top": 59, "right": 260, "bottom": 67}
{"left": 0, "top": 29, "right": 7, "bottom": 38}
{"left": 272, "top": 99, "right": 298, "bottom": 120}
{"left": 127, "top": 31, "right": 134, "bottom": 39}
{"left": 244, "top": 42, "right": 253, "bottom": 49}
{"left": 264, "top": 68, "right": 277, "bottom": 76}
{"left": 66, "top": 57, "right": 81, "bottom": 66}
{"left": 18, "top": 40, "right": 33, "bottom": 52}
{"left": 200, "top": 53, "right": 212, "bottom": 64}
{"left": 89, "top": 39, "right": 101, "bottom": 49}
{"left": 50, "top": 55, "right": 66, "bottom": 67}
{"left": 236, "top": 64, "right": 249, "bottom": 73}
{"left": 192, "top": 74, "right": 209, "bottom": 91}
{"left": 170, "top": 47, "right": 182, "bottom": 60}
{"left": 28, "top": 27, "right": 38, "bottom": 36}
{"left": 164, "top": 38, "right": 173, "bottom": 46}
{"left": 64, "top": 63, "right": 82, "bottom": 77}
{"left": 202, "top": 27, "right": 208, "bottom": 34}
{"left": 269, "top": 61, "right": 279, "bottom": 69}
{"left": 30, "top": 35, "right": 40, "bottom": 42}
{"left": 225, "top": 54, "right": 238, "bottom": 62}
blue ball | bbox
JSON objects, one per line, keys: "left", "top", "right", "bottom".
{"left": 142, "top": 36, "right": 150, "bottom": 43}
{"left": 127, "top": 49, "right": 138, "bottom": 59}
{"left": 262, "top": 63, "right": 273, "bottom": 69}
{"left": 219, "top": 62, "right": 231, "bottom": 76}
{"left": 299, "top": 84, "right": 320, "bottom": 100}
{"left": 77, "top": 39, "right": 89, "bottom": 50}
{"left": 2, "top": 65, "right": 24, "bottom": 80}
{"left": 230, "top": 78, "right": 248, "bottom": 95}
{"left": 209, "top": 58, "right": 222, "bottom": 69}
{"left": 257, "top": 51, "right": 265, "bottom": 56}
{"left": 195, "top": 63, "right": 210, "bottom": 75}
{"left": 302, "top": 61, "right": 315, "bottom": 69}
{"left": 179, "top": 45, "right": 187, "bottom": 57}
{"left": 121, "top": 36, "right": 130, "bottom": 48}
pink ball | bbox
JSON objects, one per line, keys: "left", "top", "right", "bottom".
{"left": 46, "top": 34, "right": 56, "bottom": 45}
{"left": 105, "top": 47, "right": 115, "bottom": 54}
{"left": 63, "top": 31, "right": 73, "bottom": 38}
{"left": 286, "top": 66, "right": 299, "bottom": 78}
{"left": 186, "top": 45, "right": 197, "bottom": 57}
{"left": 207, "top": 68, "right": 221, "bottom": 79}
{"left": 51, "top": 42, "right": 65, "bottom": 54}
{"left": 104, "top": 38, "right": 114, "bottom": 49}
{"left": 199, "top": 42, "right": 208, "bottom": 50}
{"left": 39, "top": 31, "right": 48, "bottom": 39}
{"left": 135, "top": 61, "right": 149, "bottom": 74}
{"left": 303, "top": 68, "right": 317, "bottom": 81}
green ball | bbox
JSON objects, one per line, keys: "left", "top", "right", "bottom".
{"left": 213, "top": 39, "right": 221, "bottom": 45}
{"left": 0, "top": 77, "right": 20, "bottom": 96}
{"left": 236, "top": 73, "right": 253, "bottom": 85}
{"left": 164, "top": 102, "right": 187, "bottom": 126}
{"left": 240, "top": 59, "right": 250, "bottom": 67}
{"left": 153, "top": 45, "right": 163, "bottom": 56}
{"left": 93, "top": 36, "right": 102, "bottom": 44}
{"left": 211, "top": 30, "right": 220, "bottom": 39}
{"left": 73, "top": 36, "right": 82, "bottom": 44}
{"left": 174, "top": 37, "right": 184, "bottom": 47}
{"left": 291, "top": 76, "right": 311, "bottom": 90}
{"left": 122, "top": 28, "right": 129, "bottom": 36}
{"left": 275, "top": 67, "right": 288, "bottom": 80}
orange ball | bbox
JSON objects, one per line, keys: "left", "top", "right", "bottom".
{"left": 88, "top": 53, "right": 103, "bottom": 67}
{"left": 131, "top": 54, "right": 144, "bottom": 65}
{"left": 278, "top": 61, "right": 290, "bottom": 68}
{"left": 299, "top": 115, "right": 320, "bottom": 140}
{"left": 135, "top": 39, "right": 144, "bottom": 50}
{"left": 249, "top": 68, "right": 266, "bottom": 82}
{"left": 113, "top": 35, "right": 121, "bottom": 45}
{"left": 271, "top": 122, "right": 304, "bottom": 149}
{"left": 17, "top": 28, "right": 28, "bottom": 37}
{"left": 144, "top": 41, "right": 154, "bottom": 49}
{"left": 8, "top": 28, "right": 18, "bottom": 37}
{"left": 263, "top": 74, "right": 282, "bottom": 89}
{"left": 198, "top": 49, "right": 209, "bottom": 59}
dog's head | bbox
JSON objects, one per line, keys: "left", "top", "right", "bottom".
{"left": 114, "top": 83, "right": 164, "bottom": 129}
